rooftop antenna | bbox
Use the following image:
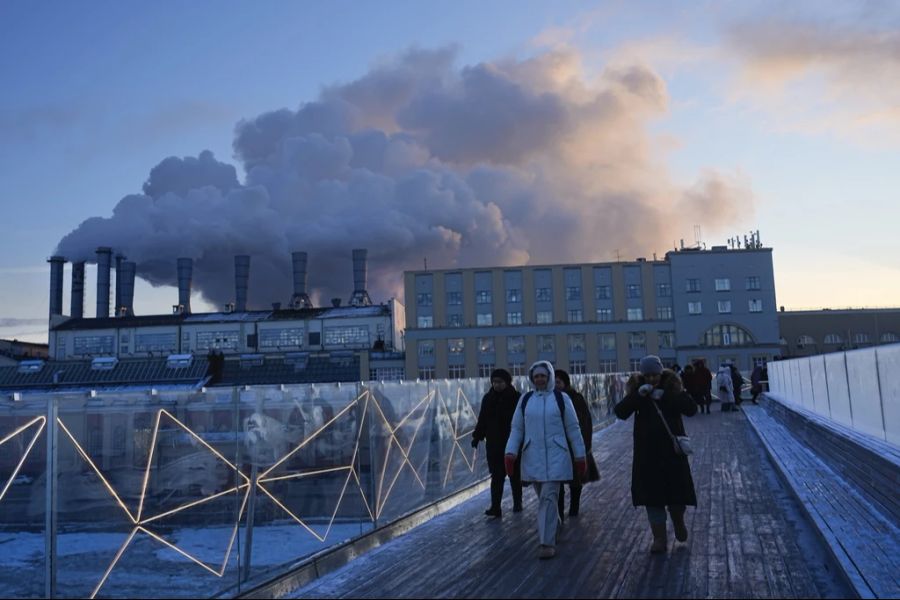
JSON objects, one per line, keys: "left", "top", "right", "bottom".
{"left": 423, "top": 257, "right": 427, "bottom": 271}
{"left": 615, "top": 249, "right": 621, "bottom": 261}
{"left": 693, "top": 224, "right": 702, "bottom": 248}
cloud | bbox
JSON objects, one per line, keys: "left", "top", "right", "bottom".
{"left": 55, "top": 46, "right": 752, "bottom": 310}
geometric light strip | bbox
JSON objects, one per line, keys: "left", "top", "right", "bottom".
{"left": 56, "top": 411, "right": 252, "bottom": 599}
{"left": 439, "top": 387, "right": 479, "bottom": 487}
{"left": 0, "top": 416, "right": 46, "bottom": 504}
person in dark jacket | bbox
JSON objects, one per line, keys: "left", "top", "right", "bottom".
{"left": 692, "top": 359, "right": 713, "bottom": 414}
{"left": 614, "top": 355, "right": 697, "bottom": 554}
{"left": 472, "top": 368, "right": 523, "bottom": 517}
{"left": 555, "top": 369, "right": 593, "bottom": 519}
{"left": 728, "top": 362, "right": 745, "bottom": 407}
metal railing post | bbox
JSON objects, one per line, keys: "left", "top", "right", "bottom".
{"left": 45, "top": 396, "right": 58, "bottom": 599}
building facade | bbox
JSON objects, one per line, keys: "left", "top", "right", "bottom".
{"left": 403, "top": 246, "right": 780, "bottom": 379}
{"left": 778, "top": 308, "right": 900, "bottom": 357}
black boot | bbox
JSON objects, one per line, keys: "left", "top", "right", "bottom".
{"left": 557, "top": 483, "right": 566, "bottom": 521}
{"left": 569, "top": 484, "right": 582, "bottom": 517}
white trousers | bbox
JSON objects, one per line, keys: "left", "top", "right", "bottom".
{"left": 532, "top": 481, "right": 561, "bottom": 546}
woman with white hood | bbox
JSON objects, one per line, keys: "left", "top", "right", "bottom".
{"left": 505, "top": 360, "right": 587, "bottom": 559}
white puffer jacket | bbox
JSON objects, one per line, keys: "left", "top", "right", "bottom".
{"left": 505, "top": 360, "right": 586, "bottom": 482}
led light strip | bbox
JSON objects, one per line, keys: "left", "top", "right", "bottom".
{"left": 0, "top": 416, "right": 46, "bottom": 504}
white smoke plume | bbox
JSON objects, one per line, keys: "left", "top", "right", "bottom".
{"left": 56, "top": 47, "right": 753, "bottom": 310}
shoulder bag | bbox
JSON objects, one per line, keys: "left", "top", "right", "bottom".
{"left": 651, "top": 400, "right": 694, "bottom": 456}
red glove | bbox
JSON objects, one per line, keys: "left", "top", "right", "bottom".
{"left": 504, "top": 454, "right": 517, "bottom": 477}
{"left": 574, "top": 457, "right": 587, "bottom": 481}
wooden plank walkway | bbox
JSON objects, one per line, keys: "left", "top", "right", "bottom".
{"left": 745, "top": 403, "right": 900, "bottom": 598}
{"left": 285, "top": 406, "right": 852, "bottom": 599}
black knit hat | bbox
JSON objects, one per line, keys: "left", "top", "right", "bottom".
{"left": 490, "top": 368, "right": 512, "bottom": 384}
{"left": 555, "top": 369, "right": 571, "bottom": 388}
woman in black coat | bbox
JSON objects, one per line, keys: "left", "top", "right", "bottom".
{"left": 614, "top": 355, "right": 697, "bottom": 553}
{"left": 472, "top": 368, "right": 523, "bottom": 517}
{"left": 555, "top": 369, "right": 593, "bottom": 518}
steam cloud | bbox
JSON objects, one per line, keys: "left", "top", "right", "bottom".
{"left": 56, "top": 47, "right": 752, "bottom": 310}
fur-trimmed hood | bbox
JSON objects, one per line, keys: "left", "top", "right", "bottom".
{"left": 626, "top": 368, "right": 684, "bottom": 395}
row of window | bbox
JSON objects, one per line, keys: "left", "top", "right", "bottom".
{"left": 418, "top": 331, "right": 678, "bottom": 358}
{"left": 689, "top": 299, "right": 763, "bottom": 315}
{"left": 794, "top": 332, "right": 898, "bottom": 346}
{"left": 417, "top": 277, "right": 762, "bottom": 308}
{"left": 418, "top": 356, "right": 683, "bottom": 380}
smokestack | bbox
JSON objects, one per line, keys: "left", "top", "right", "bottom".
{"left": 114, "top": 254, "right": 125, "bottom": 317}
{"left": 96, "top": 247, "right": 112, "bottom": 318}
{"left": 48, "top": 256, "right": 66, "bottom": 318}
{"left": 348, "top": 248, "right": 372, "bottom": 307}
{"left": 234, "top": 255, "right": 250, "bottom": 312}
{"left": 120, "top": 261, "right": 136, "bottom": 317}
{"left": 177, "top": 258, "right": 193, "bottom": 314}
{"left": 291, "top": 251, "right": 312, "bottom": 309}
{"left": 71, "top": 261, "right": 85, "bottom": 319}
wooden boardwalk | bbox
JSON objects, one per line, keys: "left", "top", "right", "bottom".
{"left": 287, "top": 407, "right": 852, "bottom": 599}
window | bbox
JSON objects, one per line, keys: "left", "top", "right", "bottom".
{"left": 566, "top": 287, "right": 582, "bottom": 301}
{"left": 567, "top": 309, "right": 583, "bottom": 323}
{"left": 417, "top": 315, "right": 433, "bottom": 328}
{"left": 448, "top": 365, "right": 466, "bottom": 379}
{"left": 538, "top": 335, "right": 555, "bottom": 353}
{"left": 595, "top": 286, "right": 611, "bottom": 300}
{"left": 446, "top": 291, "right": 462, "bottom": 305}
{"left": 569, "top": 360, "right": 586, "bottom": 375}
{"left": 630, "top": 359, "right": 643, "bottom": 372}
{"left": 506, "top": 311, "right": 523, "bottom": 325}
{"left": 476, "top": 290, "right": 492, "bottom": 304}
{"left": 596, "top": 308, "right": 612, "bottom": 322}
{"left": 478, "top": 363, "right": 495, "bottom": 377}
{"left": 195, "top": 331, "right": 239, "bottom": 351}
{"left": 627, "top": 308, "right": 643, "bottom": 321}
{"left": 657, "top": 306, "right": 673, "bottom": 320}
{"left": 717, "top": 301, "right": 732, "bottom": 314}
{"left": 568, "top": 334, "right": 586, "bottom": 353}
{"left": 259, "top": 328, "right": 304, "bottom": 349}
{"left": 535, "top": 288, "right": 552, "bottom": 302}
{"left": 417, "top": 293, "right": 433, "bottom": 306}
{"left": 748, "top": 299, "right": 763, "bottom": 313}
{"left": 881, "top": 332, "right": 899, "bottom": 343}
{"left": 448, "top": 338, "right": 465, "bottom": 354}
{"left": 715, "top": 278, "right": 731, "bottom": 291}
{"left": 506, "top": 289, "right": 522, "bottom": 303}
{"left": 74, "top": 335, "right": 115, "bottom": 356}
{"left": 797, "top": 335, "right": 816, "bottom": 346}
{"left": 418, "top": 366, "right": 435, "bottom": 380}
{"left": 324, "top": 326, "right": 369, "bottom": 347}
{"left": 599, "top": 360, "right": 617, "bottom": 373}
{"left": 537, "top": 311, "right": 553, "bottom": 324}
{"left": 478, "top": 337, "right": 495, "bottom": 353}
{"left": 686, "top": 278, "right": 701, "bottom": 292}
{"left": 447, "top": 314, "right": 463, "bottom": 327}
{"left": 510, "top": 363, "right": 525, "bottom": 376}
{"left": 626, "top": 284, "right": 642, "bottom": 298}
{"left": 853, "top": 332, "right": 870, "bottom": 344}
{"left": 135, "top": 333, "right": 178, "bottom": 353}
{"left": 629, "top": 332, "right": 646, "bottom": 350}
{"left": 688, "top": 302, "right": 702, "bottom": 315}
{"left": 507, "top": 336, "right": 525, "bottom": 355}
{"left": 657, "top": 283, "right": 671, "bottom": 297}
{"left": 746, "top": 276, "right": 761, "bottom": 290}
{"left": 418, "top": 340, "right": 435, "bottom": 357}
{"left": 371, "top": 367, "right": 404, "bottom": 381}
{"left": 824, "top": 334, "right": 843, "bottom": 344}
{"left": 752, "top": 356, "right": 768, "bottom": 368}
{"left": 659, "top": 331, "right": 675, "bottom": 349}
{"left": 598, "top": 333, "right": 616, "bottom": 351}
{"left": 477, "top": 313, "right": 493, "bottom": 326}
{"left": 703, "top": 324, "right": 754, "bottom": 347}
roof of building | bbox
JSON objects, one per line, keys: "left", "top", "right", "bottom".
{"left": 212, "top": 353, "right": 361, "bottom": 387}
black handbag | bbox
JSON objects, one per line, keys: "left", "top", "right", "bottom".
{"left": 583, "top": 453, "right": 601, "bottom": 483}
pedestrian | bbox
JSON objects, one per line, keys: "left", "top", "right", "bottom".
{"left": 692, "top": 359, "right": 713, "bottom": 414}
{"left": 505, "top": 360, "right": 586, "bottom": 559}
{"left": 555, "top": 369, "right": 593, "bottom": 519}
{"left": 681, "top": 364, "right": 696, "bottom": 410}
{"left": 750, "top": 363, "right": 766, "bottom": 404}
{"left": 614, "top": 355, "right": 698, "bottom": 553}
{"left": 472, "top": 368, "right": 523, "bottom": 517}
{"left": 716, "top": 364, "right": 735, "bottom": 411}
{"left": 729, "top": 362, "right": 744, "bottom": 407}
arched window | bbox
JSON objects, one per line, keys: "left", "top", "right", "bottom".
{"left": 702, "top": 324, "right": 755, "bottom": 347}
{"left": 824, "top": 333, "right": 843, "bottom": 344}
{"left": 853, "top": 332, "right": 870, "bottom": 344}
{"left": 797, "top": 335, "right": 815, "bottom": 346}
{"left": 881, "top": 332, "right": 899, "bottom": 343}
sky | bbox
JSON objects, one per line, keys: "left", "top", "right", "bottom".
{"left": 1, "top": 0, "right": 899, "bottom": 344}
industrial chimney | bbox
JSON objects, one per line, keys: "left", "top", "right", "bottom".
{"left": 291, "top": 251, "right": 312, "bottom": 309}
{"left": 119, "top": 261, "right": 136, "bottom": 317}
{"left": 234, "top": 255, "right": 250, "bottom": 312}
{"left": 114, "top": 254, "right": 125, "bottom": 317}
{"left": 177, "top": 258, "right": 193, "bottom": 314}
{"left": 71, "top": 261, "right": 85, "bottom": 319}
{"left": 48, "top": 256, "right": 66, "bottom": 318}
{"left": 348, "top": 248, "right": 372, "bottom": 307}
{"left": 96, "top": 247, "right": 112, "bottom": 318}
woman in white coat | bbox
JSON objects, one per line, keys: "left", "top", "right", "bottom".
{"left": 505, "top": 360, "right": 586, "bottom": 559}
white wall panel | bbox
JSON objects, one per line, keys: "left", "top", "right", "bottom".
{"left": 845, "top": 348, "right": 885, "bottom": 440}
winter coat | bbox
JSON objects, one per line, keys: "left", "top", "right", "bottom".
{"left": 715, "top": 367, "right": 734, "bottom": 399}
{"left": 564, "top": 386, "right": 593, "bottom": 453}
{"left": 693, "top": 364, "right": 713, "bottom": 396}
{"left": 473, "top": 383, "right": 521, "bottom": 476}
{"left": 614, "top": 369, "right": 697, "bottom": 507}
{"left": 506, "top": 360, "right": 586, "bottom": 483}
{"left": 729, "top": 365, "right": 744, "bottom": 400}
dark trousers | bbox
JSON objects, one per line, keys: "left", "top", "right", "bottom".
{"left": 490, "top": 469, "right": 522, "bottom": 512}
{"left": 558, "top": 480, "right": 583, "bottom": 517}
